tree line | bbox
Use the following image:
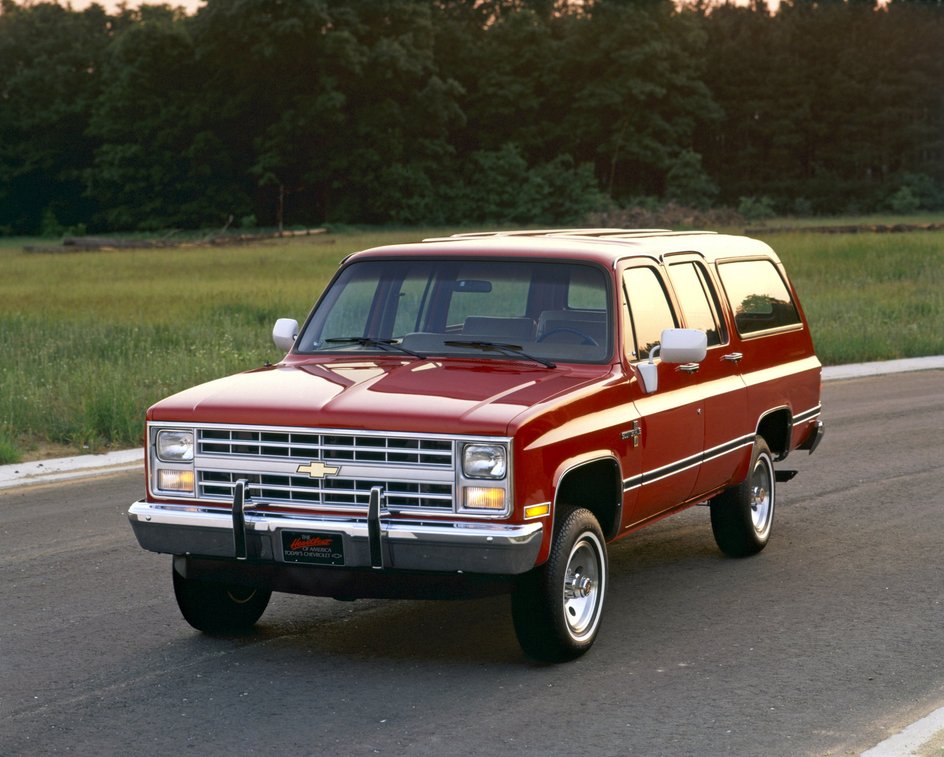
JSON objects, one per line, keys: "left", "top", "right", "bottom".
{"left": 1, "top": 0, "right": 942, "bottom": 235}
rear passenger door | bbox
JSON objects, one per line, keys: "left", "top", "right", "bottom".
{"left": 715, "top": 257, "right": 820, "bottom": 453}
{"left": 622, "top": 264, "right": 704, "bottom": 525}
{"left": 665, "top": 257, "right": 751, "bottom": 498}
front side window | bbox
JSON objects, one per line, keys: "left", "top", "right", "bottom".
{"left": 623, "top": 266, "right": 678, "bottom": 360}
{"left": 717, "top": 259, "right": 801, "bottom": 335}
{"left": 296, "top": 259, "right": 613, "bottom": 364}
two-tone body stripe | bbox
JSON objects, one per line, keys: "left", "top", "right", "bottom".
{"left": 622, "top": 433, "right": 755, "bottom": 492}
{"left": 621, "top": 405, "right": 823, "bottom": 493}
{"left": 792, "top": 405, "right": 822, "bottom": 424}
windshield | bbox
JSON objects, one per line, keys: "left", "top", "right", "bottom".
{"left": 296, "top": 258, "right": 612, "bottom": 364}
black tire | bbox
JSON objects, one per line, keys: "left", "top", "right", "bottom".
{"left": 172, "top": 563, "right": 271, "bottom": 634}
{"left": 710, "top": 437, "right": 776, "bottom": 558}
{"left": 511, "top": 508, "right": 607, "bottom": 662}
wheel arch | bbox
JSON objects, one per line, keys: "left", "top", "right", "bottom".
{"left": 552, "top": 455, "right": 622, "bottom": 540}
{"left": 756, "top": 407, "right": 793, "bottom": 461}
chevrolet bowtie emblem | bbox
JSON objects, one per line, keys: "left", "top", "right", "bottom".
{"left": 295, "top": 461, "right": 341, "bottom": 478}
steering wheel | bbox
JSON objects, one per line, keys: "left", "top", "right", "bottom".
{"left": 537, "top": 327, "right": 599, "bottom": 346}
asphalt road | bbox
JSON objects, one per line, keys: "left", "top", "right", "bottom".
{"left": 2, "top": 371, "right": 942, "bottom": 756}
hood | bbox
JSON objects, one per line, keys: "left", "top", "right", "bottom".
{"left": 147, "top": 357, "right": 610, "bottom": 436}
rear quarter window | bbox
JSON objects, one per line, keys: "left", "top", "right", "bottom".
{"left": 717, "top": 259, "right": 801, "bottom": 335}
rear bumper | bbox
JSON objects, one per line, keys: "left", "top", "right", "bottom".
{"left": 127, "top": 500, "right": 543, "bottom": 576}
{"left": 799, "top": 418, "right": 825, "bottom": 454}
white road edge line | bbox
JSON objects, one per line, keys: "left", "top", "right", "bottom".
{"left": 0, "top": 448, "right": 143, "bottom": 491}
{"left": 821, "top": 354, "right": 944, "bottom": 381}
{"left": 0, "top": 355, "right": 941, "bottom": 491}
{"left": 861, "top": 706, "right": 944, "bottom": 757}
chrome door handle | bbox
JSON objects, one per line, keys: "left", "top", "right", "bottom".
{"left": 722, "top": 352, "right": 743, "bottom": 363}
{"left": 677, "top": 363, "right": 700, "bottom": 373}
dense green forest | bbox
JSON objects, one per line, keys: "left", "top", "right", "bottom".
{"left": 1, "top": 0, "right": 942, "bottom": 234}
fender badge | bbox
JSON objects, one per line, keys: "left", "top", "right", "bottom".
{"left": 620, "top": 420, "right": 642, "bottom": 448}
{"left": 296, "top": 461, "right": 341, "bottom": 478}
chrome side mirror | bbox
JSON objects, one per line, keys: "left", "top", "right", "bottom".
{"left": 660, "top": 328, "right": 707, "bottom": 364}
{"left": 272, "top": 318, "right": 298, "bottom": 353}
{"left": 638, "top": 328, "right": 707, "bottom": 394}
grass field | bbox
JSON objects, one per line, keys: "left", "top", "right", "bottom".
{"left": 756, "top": 229, "right": 944, "bottom": 365}
{"left": 1, "top": 223, "right": 942, "bottom": 463}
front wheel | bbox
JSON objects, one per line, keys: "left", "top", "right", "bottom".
{"left": 172, "top": 562, "right": 271, "bottom": 634}
{"left": 710, "top": 437, "right": 776, "bottom": 557}
{"left": 511, "top": 508, "right": 607, "bottom": 662}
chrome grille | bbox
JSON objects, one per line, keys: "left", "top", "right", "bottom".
{"left": 193, "top": 427, "right": 456, "bottom": 513}
{"left": 198, "top": 429, "right": 453, "bottom": 466}
{"left": 198, "top": 471, "right": 453, "bottom": 511}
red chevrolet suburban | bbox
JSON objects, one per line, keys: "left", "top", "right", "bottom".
{"left": 129, "top": 229, "right": 823, "bottom": 661}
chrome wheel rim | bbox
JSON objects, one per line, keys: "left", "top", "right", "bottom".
{"left": 562, "top": 534, "right": 604, "bottom": 640}
{"left": 750, "top": 455, "right": 774, "bottom": 536}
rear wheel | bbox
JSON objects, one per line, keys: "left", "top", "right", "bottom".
{"left": 172, "top": 562, "right": 271, "bottom": 633}
{"left": 511, "top": 508, "right": 607, "bottom": 662}
{"left": 710, "top": 437, "right": 776, "bottom": 557}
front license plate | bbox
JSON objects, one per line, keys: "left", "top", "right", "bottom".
{"left": 281, "top": 531, "right": 344, "bottom": 565}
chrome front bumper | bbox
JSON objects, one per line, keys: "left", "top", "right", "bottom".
{"left": 127, "top": 499, "right": 543, "bottom": 576}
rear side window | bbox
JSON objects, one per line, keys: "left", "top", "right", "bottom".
{"left": 717, "top": 259, "right": 801, "bottom": 335}
{"left": 668, "top": 261, "right": 727, "bottom": 347}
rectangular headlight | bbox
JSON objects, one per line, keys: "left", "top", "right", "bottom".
{"left": 156, "top": 429, "right": 194, "bottom": 462}
{"left": 462, "top": 443, "right": 507, "bottom": 479}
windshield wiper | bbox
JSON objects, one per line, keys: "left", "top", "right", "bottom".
{"left": 324, "top": 337, "right": 426, "bottom": 359}
{"left": 443, "top": 340, "right": 556, "bottom": 368}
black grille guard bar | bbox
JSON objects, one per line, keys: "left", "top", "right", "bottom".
{"left": 368, "top": 485, "right": 387, "bottom": 569}
{"left": 232, "top": 479, "right": 250, "bottom": 560}
{"left": 235, "top": 482, "right": 390, "bottom": 568}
